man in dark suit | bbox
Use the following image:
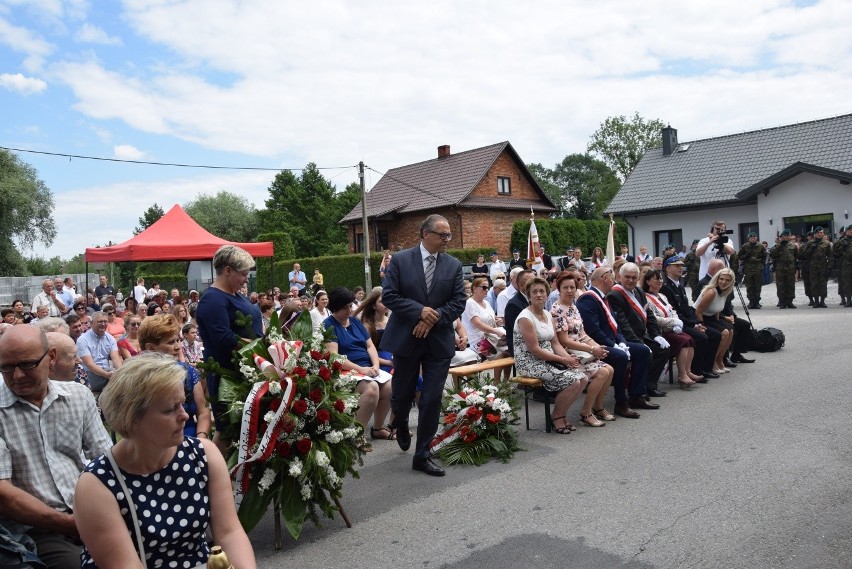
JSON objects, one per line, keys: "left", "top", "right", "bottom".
{"left": 539, "top": 246, "right": 553, "bottom": 273}
{"left": 508, "top": 249, "right": 526, "bottom": 270}
{"left": 381, "top": 214, "right": 467, "bottom": 476}
{"left": 504, "top": 269, "right": 534, "bottom": 356}
{"left": 660, "top": 256, "right": 721, "bottom": 379}
{"left": 576, "top": 267, "right": 654, "bottom": 418}
{"left": 606, "top": 263, "right": 670, "bottom": 398}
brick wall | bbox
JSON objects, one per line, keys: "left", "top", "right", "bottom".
{"left": 459, "top": 209, "right": 528, "bottom": 257}
{"left": 469, "top": 150, "right": 539, "bottom": 201}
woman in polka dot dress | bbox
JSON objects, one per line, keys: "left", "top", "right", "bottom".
{"left": 74, "top": 353, "right": 256, "bottom": 569}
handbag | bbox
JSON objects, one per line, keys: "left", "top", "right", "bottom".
{"left": 568, "top": 349, "right": 596, "bottom": 365}
{"left": 546, "top": 360, "right": 568, "bottom": 370}
{"left": 106, "top": 450, "right": 208, "bottom": 569}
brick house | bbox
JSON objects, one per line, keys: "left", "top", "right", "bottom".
{"left": 340, "top": 142, "right": 557, "bottom": 255}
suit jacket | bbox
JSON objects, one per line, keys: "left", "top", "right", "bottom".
{"left": 541, "top": 253, "right": 553, "bottom": 271}
{"left": 661, "top": 276, "right": 698, "bottom": 326}
{"left": 575, "top": 287, "right": 626, "bottom": 348}
{"left": 380, "top": 245, "right": 466, "bottom": 359}
{"left": 606, "top": 286, "right": 662, "bottom": 343}
{"left": 504, "top": 292, "right": 529, "bottom": 356}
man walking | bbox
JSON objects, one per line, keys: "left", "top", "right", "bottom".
{"left": 737, "top": 232, "right": 767, "bottom": 309}
{"left": 381, "top": 215, "right": 466, "bottom": 477}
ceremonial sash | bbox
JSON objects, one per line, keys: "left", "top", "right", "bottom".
{"left": 646, "top": 293, "right": 672, "bottom": 318}
{"left": 611, "top": 284, "right": 647, "bottom": 322}
{"left": 581, "top": 289, "right": 618, "bottom": 334}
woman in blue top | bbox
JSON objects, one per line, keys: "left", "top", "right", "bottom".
{"left": 324, "top": 287, "right": 393, "bottom": 449}
{"left": 196, "top": 246, "right": 262, "bottom": 449}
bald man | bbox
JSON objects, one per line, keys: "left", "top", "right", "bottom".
{"left": 46, "top": 332, "right": 81, "bottom": 382}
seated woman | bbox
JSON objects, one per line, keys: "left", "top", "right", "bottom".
{"left": 259, "top": 299, "right": 275, "bottom": 333}
{"left": 146, "top": 303, "right": 162, "bottom": 317}
{"left": 117, "top": 313, "right": 142, "bottom": 360}
{"left": 461, "top": 277, "right": 505, "bottom": 360}
{"left": 309, "top": 290, "right": 330, "bottom": 333}
{"left": 139, "top": 314, "right": 211, "bottom": 438}
{"left": 324, "top": 287, "right": 393, "bottom": 449}
{"left": 181, "top": 322, "right": 205, "bottom": 367}
{"left": 550, "top": 271, "right": 615, "bottom": 426}
{"left": 693, "top": 268, "right": 736, "bottom": 374}
{"left": 123, "top": 296, "right": 138, "bottom": 320}
{"left": 136, "top": 302, "right": 148, "bottom": 320}
{"left": 641, "top": 269, "right": 705, "bottom": 388}
{"left": 470, "top": 254, "right": 489, "bottom": 282}
{"left": 513, "top": 277, "right": 587, "bottom": 434}
{"left": 171, "top": 303, "right": 190, "bottom": 328}
{"left": 102, "top": 303, "right": 125, "bottom": 339}
{"left": 11, "top": 299, "right": 33, "bottom": 324}
{"left": 353, "top": 287, "right": 393, "bottom": 373}
{"left": 75, "top": 353, "right": 256, "bottom": 569}
{"left": 72, "top": 300, "right": 92, "bottom": 331}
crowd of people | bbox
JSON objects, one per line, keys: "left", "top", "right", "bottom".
{"left": 1, "top": 216, "right": 850, "bottom": 567}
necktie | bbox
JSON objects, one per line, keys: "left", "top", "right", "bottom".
{"left": 424, "top": 255, "right": 436, "bottom": 291}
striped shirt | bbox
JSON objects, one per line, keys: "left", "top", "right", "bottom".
{"left": 0, "top": 380, "right": 112, "bottom": 533}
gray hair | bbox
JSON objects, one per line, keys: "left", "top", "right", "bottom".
{"left": 419, "top": 214, "right": 448, "bottom": 239}
{"left": 38, "top": 317, "right": 69, "bottom": 333}
{"left": 621, "top": 262, "right": 640, "bottom": 275}
{"left": 213, "top": 245, "right": 255, "bottom": 275}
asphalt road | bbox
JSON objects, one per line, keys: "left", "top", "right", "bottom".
{"left": 251, "top": 281, "right": 852, "bottom": 569}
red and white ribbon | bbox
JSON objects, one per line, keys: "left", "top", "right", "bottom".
{"left": 611, "top": 284, "right": 647, "bottom": 322}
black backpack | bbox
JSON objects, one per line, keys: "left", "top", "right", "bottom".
{"left": 750, "top": 327, "right": 785, "bottom": 352}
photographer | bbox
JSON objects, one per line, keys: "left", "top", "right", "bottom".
{"left": 696, "top": 220, "right": 736, "bottom": 279}
{"left": 770, "top": 229, "right": 798, "bottom": 308}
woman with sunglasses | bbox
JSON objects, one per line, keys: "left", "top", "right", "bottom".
{"left": 461, "top": 277, "right": 505, "bottom": 358}
{"left": 117, "top": 314, "right": 142, "bottom": 360}
{"left": 101, "top": 303, "right": 125, "bottom": 339}
{"left": 73, "top": 300, "right": 92, "bottom": 331}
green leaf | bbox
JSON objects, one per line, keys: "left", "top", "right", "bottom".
{"left": 289, "top": 309, "right": 315, "bottom": 340}
{"left": 278, "top": 477, "right": 308, "bottom": 539}
{"left": 237, "top": 480, "right": 275, "bottom": 533}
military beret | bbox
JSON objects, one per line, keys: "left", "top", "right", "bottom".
{"left": 814, "top": 226, "right": 824, "bottom": 233}
{"left": 747, "top": 232, "right": 757, "bottom": 238}
{"left": 780, "top": 229, "right": 791, "bottom": 237}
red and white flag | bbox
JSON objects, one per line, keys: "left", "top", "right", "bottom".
{"left": 527, "top": 215, "right": 542, "bottom": 270}
{"left": 606, "top": 216, "right": 616, "bottom": 265}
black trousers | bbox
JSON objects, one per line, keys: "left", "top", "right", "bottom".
{"left": 682, "top": 325, "right": 722, "bottom": 373}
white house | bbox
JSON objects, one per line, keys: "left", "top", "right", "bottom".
{"left": 606, "top": 114, "right": 852, "bottom": 255}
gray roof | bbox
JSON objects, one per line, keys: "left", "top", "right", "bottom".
{"left": 340, "top": 141, "right": 556, "bottom": 223}
{"left": 607, "top": 113, "right": 852, "bottom": 215}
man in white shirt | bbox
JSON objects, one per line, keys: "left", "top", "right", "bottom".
{"left": 495, "top": 266, "right": 524, "bottom": 323}
{"left": 696, "top": 220, "right": 736, "bottom": 280}
{"left": 133, "top": 277, "right": 147, "bottom": 304}
{"left": 288, "top": 264, "right": 307, "bottom": 291}
{"left": 488, "top": 251, "right": 507, "bottom": 282}
{"left": 31, "top": 279, "right": 66, "bottom": 318}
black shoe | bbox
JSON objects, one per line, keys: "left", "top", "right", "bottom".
{"left": 412, "top": 457, "right": 445, "bottom": 477}
{"left": 731, "top": 354, "right": 755, "bottom": 363}
{"left": 786, "top": 303, "right": 796, "bottom": 309}
{"left": 628, "top": 396, "right": 660, "bottom": 410}
{"left": 702, "top": 370, "right": 719, "bottom": 379}
{"left": 646, "top": 388, "right": 667, "bottom": 397}
{"left": 396, "top": 426, "right": 411, "bottom": 452}
{"left": 808, "top": 298, "right": 814, "bottom": 306}
{"left": 818, "top": 302, "right": 827, "bottom": 308}
{"left": 723, "top": 358, "right": 737, "bottom": 368}
{"left": 778, "top": 304, "right": 786, "bottom": 309}
{"left": 693, "top": 376, "right": 709, "bottom": 384}
{"left": 614, "top": 402, "right": 640, "bottom": 418}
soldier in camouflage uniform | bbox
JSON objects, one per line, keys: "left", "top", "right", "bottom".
{"left": 770, "top": 229, "right": 798, "bottom": 309}
{"left": 685, "top": 239, "right": 701, "bottom": 301}
{"left": 800, "top": 231, "right": 814, "bottom": 305}
{"left": 834, "top": 225, "right": 852, "bottom": 307}
{"left": 737, "top": 232, "right": 766, "bottom": 308}
{"left": 798, "top": 226, "right": 832, "bottom": 308}
{"left": 835, "top": 226, "right": 847, "bottom": 306}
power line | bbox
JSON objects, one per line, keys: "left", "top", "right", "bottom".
{"left": 0, "top": 146, "right": 356, "bottom": 172}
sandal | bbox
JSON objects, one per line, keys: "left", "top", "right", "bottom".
{"left": 550, "top": 415, "right": 572, "bottom": 434}
{"left": 593, "top": 407, "right": 616, "bottom": 422}
{"left": 355, "top": 436, "right": 373, "bottom": 452}
{"left": 370, "top": 426, "right": 397, "bottom": 440}
{"left": 677, "top": 378, "right": 695, "bottom": 389}
{"left": 580, "top": 412, "right": 605, "bottom": 427}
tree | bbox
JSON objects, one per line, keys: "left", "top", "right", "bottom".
{"left": 184, "top": 191, "right": 259, "bottom": 243}
{"left": 134, "top": 203, "right": 165, "bottom": 235}
{"left": 25, "top": 255, "right": 63, "bottom": 276}
{"left": 526, "top": 163, "right": 563, "bottom": 215}
{"left": 552, "top": 154, "right": 621, "bottom": 220}
{"left": 0, "top": 149, "right": 56, "bottom": 276}
{"left": 587, "top": 112, "right": 667, "bottom": 181}
{"left": 258, "top": 164, "right": 355, "bottom": 257}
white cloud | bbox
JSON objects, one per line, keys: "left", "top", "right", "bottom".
{"left": 113, "top": 144, "right": 145, "bottom": 160}
{"left": 0, "top": 16, "right": 53, "bottom": 70}
{"left": 0, "top": 72, "right": 47, "bottom": 94}
{"left": 75, "top": 23, "right": 122, "bottom": 45}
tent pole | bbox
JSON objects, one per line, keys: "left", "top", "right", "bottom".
{"left": 85, "top": 262, "right": 89, "bottom": 301}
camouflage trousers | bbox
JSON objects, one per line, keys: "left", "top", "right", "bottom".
{"left": 775, "top": 268, "right": 796, "bottom": 303}
{"left": 809, "top": 266, "right": 829, "bottom": 297}
{"left": 743, "top": 270, "right": 763, "bottom": 304}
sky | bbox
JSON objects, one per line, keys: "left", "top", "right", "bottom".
{"left": 1, "top": 0, "right": 851, "bottom": 261}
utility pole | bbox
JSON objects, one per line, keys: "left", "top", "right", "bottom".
{"left": 359, "top": 161, "right": 372, "bottom": 290}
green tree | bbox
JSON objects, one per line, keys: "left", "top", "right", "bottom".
{"left": 0, "top": 149, "right": 56, "bottom": 276}
{"left": 134, "top": 203, "right": 165, "bottom": 235}
{"left": 258, "top": 164, "right": 355, "bottom": 257}
{"left": 552, "top": 154, "right": 621, "bottom": 220}
{"left": 184, "top": 191, "right": 258, "bottom": 242}
{"left": 587, "top": 112, "right": 666, "bottom": 181}
{"left": 25, "top": 255, "right": 63, "bottom": 276}
{"left": 526, "top": 163, "right": 564, "bottom": 216}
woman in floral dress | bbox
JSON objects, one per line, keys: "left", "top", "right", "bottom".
{"left": 513, "top": 277, "right": 587, "bottom": 434}
{"left": 550, "top": 271, "right": 615, "bottom": 427}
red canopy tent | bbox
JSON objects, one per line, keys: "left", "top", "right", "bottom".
{"left": 85, "top": 204, "right": 274, "bottom": 262}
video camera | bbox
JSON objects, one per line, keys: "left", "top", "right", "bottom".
{"left": 714, "top": 227, "right": 734, "bottom": 245}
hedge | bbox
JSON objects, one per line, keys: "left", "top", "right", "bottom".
{"left": 510, "top": 219, "right": 629, "bottom": 256}
{"left": 260, "top": 247, "right": 495, "bottom": 292}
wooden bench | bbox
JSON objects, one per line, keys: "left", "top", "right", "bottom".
{"left": 511, "top": 376, "right": 554, "bottom": 433}
{"left": 448, "top": 357, "right": 515, "bottom": 390}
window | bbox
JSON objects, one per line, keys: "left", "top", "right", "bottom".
{"left": 653, "top": 229, "right": 683, "bottom": 257}
{"left": 497, "top": 176, "right": 511, "bottom": 195}
{"left": 783, "top": 213, "right": 834, "bottom": 238}
{"left": 738, "top": 222, "right": 760, "bottom": 245}
{"left": 354, "top": 233, "right": 365, "bottom": 253}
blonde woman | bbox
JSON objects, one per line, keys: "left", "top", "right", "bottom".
{"left": 693, "top": 268, "right": 736, "bottom": 373}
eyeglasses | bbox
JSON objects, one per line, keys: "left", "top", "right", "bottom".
{"left": 478, "top": 285, "right": 489, "bottom": 290}
{"left": 129, "top": 322, "right": 141, "bottom": 327}
{"left": 75, "top": 306, "right": 86, "bottom": 311}
{"left": 0, "top": 349, "right": 50, "bottom": 374}
{"left": 105, "top": 310, "right": 115, "bottom": 314}
{"left": 428, "top": 231, "right": 453, "bottom": 241}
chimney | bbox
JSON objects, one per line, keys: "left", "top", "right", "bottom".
{"left": 437, "top": 145, "right": 451, "bottom": 158}
{"left": 662, "top": 126, "right": 678, "bottom": 156}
